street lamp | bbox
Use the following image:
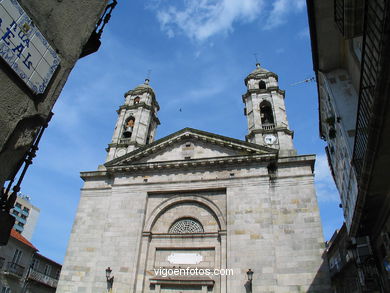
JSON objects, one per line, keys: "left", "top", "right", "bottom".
{"left": 106, "top": 267, "right": 114, "bottom": 292}
{"left": 247, "top": 269, "right": 253, "bottom": 292}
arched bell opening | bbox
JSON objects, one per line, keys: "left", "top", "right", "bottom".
{"left": 123, "top": 116, "right": 135, "bottom": 138}
{"left": 260, "top": 101, "right": 275, "bottom": 126}
{"left": 134, "top": 96, "right": 140, "bottom": 104}
{"left": 259, "top": 80, "right": 266, "bottom": 90}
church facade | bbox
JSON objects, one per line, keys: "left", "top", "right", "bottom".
{"left": 57, "top": 65, "right": 330, "bottom": 293}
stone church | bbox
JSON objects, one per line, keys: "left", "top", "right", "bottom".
{"left": 57, "top": 64, "right": 330, "bottom": 292}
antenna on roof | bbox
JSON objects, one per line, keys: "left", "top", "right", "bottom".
{"left": 146, "top": 69, "right": 152, "bottom": 81}
{"left": 253, "top": 53, "right": 259, "bottom": 64}
{"left": 290, "top": 76, "right": 316, "bottom": 86}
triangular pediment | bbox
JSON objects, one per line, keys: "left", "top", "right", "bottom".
{"left": 105, "top": 128, "right": 277, "bottom": 168}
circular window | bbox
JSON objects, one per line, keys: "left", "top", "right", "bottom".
{"left": 169, "top": 218, "right": 204, "bottom": 234}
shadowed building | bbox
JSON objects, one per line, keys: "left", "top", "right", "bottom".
{"left": 307, "top": 0, "right": 390, "bottom": 290}
{"left": 0, "top": 0, "right": 117, "bottom": 246}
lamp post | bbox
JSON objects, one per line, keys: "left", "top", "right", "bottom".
{"left": 106, "top": 267, "right": 114, "bottom": 293}
{"left": 246, "top": 269, "right": 253, "bottom": 293}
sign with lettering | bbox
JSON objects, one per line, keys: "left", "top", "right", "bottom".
{"left": 0, "top": 0, "right": 60, "bottom": 94}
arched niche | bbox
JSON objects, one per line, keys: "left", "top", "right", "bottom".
{"left": 144, "top": 195, "right": 226, "bottom": 233}
{"left": 259, "top": 80, "right": 266, "bottom": 89}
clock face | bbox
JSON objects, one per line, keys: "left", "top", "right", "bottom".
{"left": 264, "top": 134, "right": 277, "bottom": 145}
{"left": 115, "top": 148, "right": 126, "bottom": 158}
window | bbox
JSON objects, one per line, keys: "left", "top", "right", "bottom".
{"left": 352, "top": 36, "right": 363, "bottom": 63}
{"left": 17, "top": 222, "right": 24, "bottom": 227}
{"left": 44, "top": 264, "right": 52, "bottom": 276}
{"left": 260, "top": 101, "right": 274, "bottom": 124}
{"left": 22, "top": 207, "right": 29, "bottom": 214}
{"left": 21, "top": 214, "right": 27, "bottom": 220}
{"left": 259, "top": 80, "right": 266, "bottom": 89}
{"left": 1, "top": 286, "right": 11, "bottom": 293}
{"left": 169, "top": 218, "right": 204, "bottom": 234}
{"left": 12, "top": 210, "right": 19, "bottom": 216}
{"left": 12, "top": 249, "right": 22, "bottom": 264}
{"left": 55, "top": 269, "right": 61, "bottom": 279}
{"left": 31, "top": 258, "right": 40, "bottom": 270}
{"left": 15, "top": 203, "right": 22, "bottom": 208}
{"left": 134, "top": 96, "right": 140, "bottom": 104}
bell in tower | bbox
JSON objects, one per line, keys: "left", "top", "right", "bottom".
{"left": 243, "top": 63, "right": 296, "bottom": 156}
{"left": 122, "top": 116, "right": 135, "bottom": 138}
{"left": 105, "top": 79, "right": 160, "bottom": 162}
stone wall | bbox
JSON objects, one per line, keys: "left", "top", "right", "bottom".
{"left": 57, "top": 155, "right": 331, "bottom": 293}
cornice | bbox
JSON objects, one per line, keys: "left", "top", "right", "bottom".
{"left": 105, "top": 128, "right": 278, "bottom": 167}
{"left": 246, "top": 127, "right": 294, "bottom": 138}
{"left": 124, "top": 87, "right": 155, "bottom": 99}
{"left": 244, "top": 71, "right": 279, "bottom": 84}
{"left": 118, "top": 101, "right": 160, "bottom": 112}
{"left": 242, "top": 88, "right": 285, "bottom": 101}
{"left": 106, "top": 153, "right": 277, "bottom": 173}
{"left": 80, "top": 153, "right": 316, "bottom": 179}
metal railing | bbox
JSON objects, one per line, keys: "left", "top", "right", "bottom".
{"left": 119, "top": 138, "right": 132, "bottom": 144}
{"left": 28, "top": 268, "right": 59, "bottom": 288}
{"left": 262, "top": 123, "right": 275, "bottom": 130}
{"left": 80, "top": 0, "right": 117, "bottom": 58}
{"left": 352, "top": 0, "right": 388, "bottom": 177}
{"left": 334, "top": 0, "right": 345, "bottom": 35}
{"left": 5, "top": 262, "right": 25, "bottom": 277}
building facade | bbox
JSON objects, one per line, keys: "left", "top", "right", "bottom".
{"left": 11, "top": 194, "right": 40, "bottom": 241}
{"left": 326, "top": 224, "right": 380, "bottom": 293}
{"left": 307, "top": 0, "right": 390, "bottom": 291}
{"left": 25, "top": 253, "right": 62, "bottom": 293}
{"left": 0, "top": 229, "right": 61, "bottom": 293}
{"left": 57, "top": 65, "right": 330, "bottom": 293}
{"left": 0, "top": 229, "right": 37, "bottom": 292}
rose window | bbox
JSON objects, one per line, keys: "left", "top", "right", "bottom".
{"left": 169, "top": 218, "right": 204, "bottom": 234}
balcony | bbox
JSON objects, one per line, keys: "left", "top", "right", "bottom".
{"left": 21, "top": 210, "right": 29, "bottom": 217}
{"left": 13, "top": 206, "right": 21, "bottom": 213}
{"left": 28, "top": 269, "right": 59, "bottom": 288}
{"left": 119, "top": 138, "right": 132, "bottom": 144}
{"left": 352, "top": 0, "right": 387, "bottom": 178}
{"left": 262, "top": 123, "right": 275, "bottom": 130}
{"left": 334, "top": 0, "right": 364, "bottom": 39}
{"left": 4, "top": 262, "right": 25, "bottom": 277}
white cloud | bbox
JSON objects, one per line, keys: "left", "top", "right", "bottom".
{"left": 264, "top": 0, "right": 306, "bottom": 30}
{"left": 315, "top": 154, "right": 340, "bottom": 202}
{"left": 149, "top": 0, "right": 307, "bottom": 41}
{"left": 151, "top": 0, "right": 265, "bottom": 41}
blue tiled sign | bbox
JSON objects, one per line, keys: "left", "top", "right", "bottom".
{"left": 0, "top": 0, "right": 60, "bottom": 94}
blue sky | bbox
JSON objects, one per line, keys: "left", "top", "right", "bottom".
{"left": 20, "top": 0, "right": 343, "bottom": 263}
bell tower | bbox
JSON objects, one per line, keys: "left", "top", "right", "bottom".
{"left": 106, "top": 79, "right": 160, "bottom": 162}
{"left": 243, "top": 63, "right": 296, "bottom": 156}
